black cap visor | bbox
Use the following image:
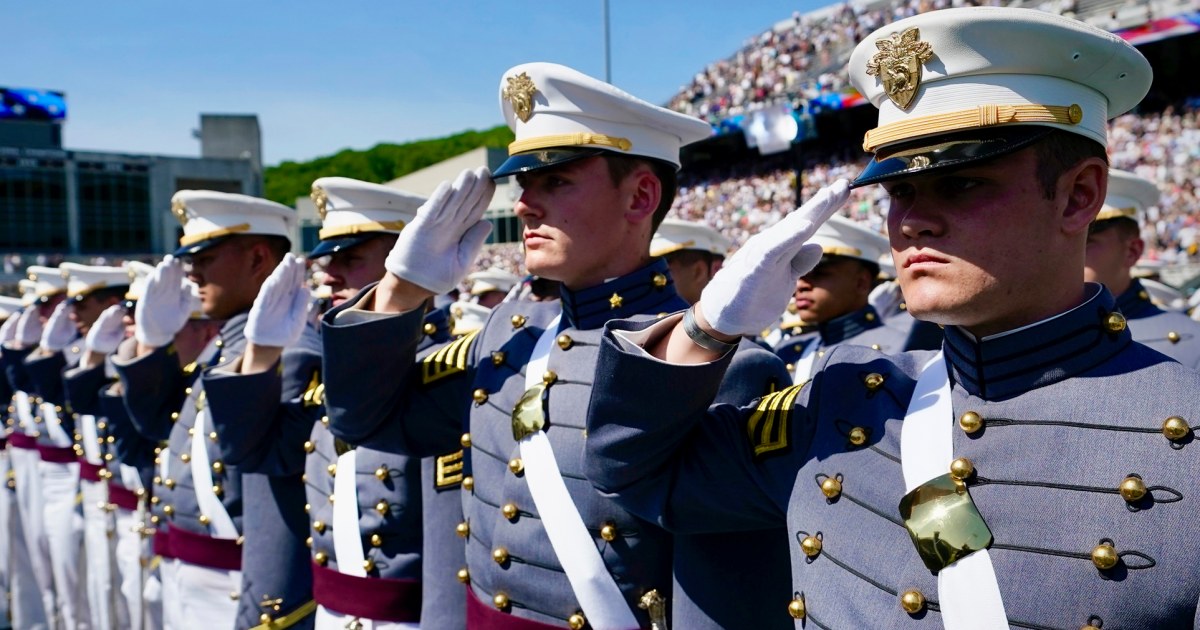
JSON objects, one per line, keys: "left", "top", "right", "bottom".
{"left": 851, "top": 126, "right": 1055, "bottom": 189}
{"left": 308, "top": 234, "right": 380, "bottom": 258}
{"left": 492, "top": 148, "right": 610, "bottom": 179}
{"left": 173, "top": 235, "right": 235, "bottom": 257}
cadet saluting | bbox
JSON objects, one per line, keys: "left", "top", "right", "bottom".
{"left": 584, "top": 7, "right": 1200, "bottom": 628}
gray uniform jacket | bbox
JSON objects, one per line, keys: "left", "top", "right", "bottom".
{"left": 322, "top": 260, "right": 785, "bottom": 627}
{"left": 24, "top": 338, "right": 84, "bottom": 445}
{"left": 1117, "top": 279, "right": 1200, "bottom": 369}
{"left": 586, "top": 284, "right": 1200, "bottom": 628}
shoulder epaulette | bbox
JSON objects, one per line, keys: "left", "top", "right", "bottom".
{"left": 301, "top": 371, "right": 323, "bottom": 408}
{"left": 422, "top": 329, "right": 480, "bottom": 385}
{"left": 746, "top": 383, "right": 804, "bottom": 457}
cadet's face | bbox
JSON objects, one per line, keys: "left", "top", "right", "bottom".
{"left": 1083, "top": 224, "right": 1139, "bottom": 293}
{"left": 182, "top": 239, "right": 255, "bottom": 320}
{"left": 514, "top": 157, "right": 631, "bottom": 289}
{"left": 321, "top": 235, "right": 395, "bottom": 308}
{"left": 37, "top": 293, "right": 64, "bottom": 325}
{"left": 794, "top": 257, "right": 870, "bottom": 324}
{"left": 664, "top": 255, "right": 714, "bottom": 306}
{"left": 885, "top": 146, "right": 1063, "bottom": 333}
{"left": 68, "top": 294, "right": 116, "bottom": 334}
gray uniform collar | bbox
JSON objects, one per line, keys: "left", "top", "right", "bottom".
{"left": 942, "top": 284, "right": 1131, "bottom": 400}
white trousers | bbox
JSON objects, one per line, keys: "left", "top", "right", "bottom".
{"left": 315, "top": 605, "right": 420, "bottom": 630}
{"left": 40, "top": 459, "right": 88, "bottom": 630}
{"left": 81, "top": 478, "right": 122, "bottom": 630}
{"left": 171, "top": 559, "right": 240, "bottom": 630}
{"left": 113, "top": 507, "right": 155, "bottom": 630}
{"left": 10, "top": 447, "right": 52, "bottom": 629}
{"left": 155, "top": 557, "right": 179, "bottom": 630}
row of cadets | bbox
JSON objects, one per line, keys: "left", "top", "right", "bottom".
{"left": 583, "top": 6, "right": 1200, "bottom": 627}
{"left": 0, "top": 293, "right": 29, "bottom": 628}
{"left": 648, "top": 217, "right": 797, "bottom": 628}
{"left": 1083, "top": 168, "right": 1200, "bottom": 367}
{"left": 112, "top": 190, "right": 321, "bottom": 629}
{"left": 2, "top": 265, "right": 71, "bottom": 629}
{"left": 317, "top": 60, "right": 789, "bottom": 630}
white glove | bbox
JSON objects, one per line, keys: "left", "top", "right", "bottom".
{"left": 0, "top": 313, "right": 20, "bottom": 345}
{"left": 246, "top": 253, "right": 310, "bottom": 348}
{"left": 15, "top": 307, "right": 42, "bottom": 348}
{"left": 868, "top": 280, "right": 904, "bottom": 319}
{"left": 135, "top": 256, "right": 196, "bottom": 348}
{"left": 86, "top": 304, "right": 127, "bottom": 355}
{"left": 40, "top": 301, "right": 76, "bottom": 352}
{"left": 384, "top": 167, "right": 495, "bottom": 295}
{"left": 700, "top": 180, "right": 851, "bottom": 337}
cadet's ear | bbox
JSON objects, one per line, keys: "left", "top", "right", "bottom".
{"left": 1059, "top": 157, "right": 1108, "bottom": 236}
{"left": 624, "top": 166, "right": 661, "bottom": 226}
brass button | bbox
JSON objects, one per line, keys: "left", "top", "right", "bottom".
{"left": 456, "top": 567, "right": 469, "bottom": 583}
{"left": 314, "top": 551, "right": 328, "bottom": 566}
{"left": 900, "top": 589, "right": 925, "bottom": 613}
{"left": 304, "top": 503, "right": 311, "bottom": 513}
{"left": 501, "top": 503, "right": 518, "bottom": 520}
{"left": 491, "top": 351, "right": 506, "bottom": 366}
{"left": 212, "top": 461, "right": 224, "bottom": 474}
{"left": 492, "top": 547, "right": 509, "bottom": 564}
{"left": 493, "top": 592, "right": 510, "bottom": 611}
{"left": 455, "top": 521, "right": 469, "bottom": 538}
{"left": 260, "top": 614, "right": 271, "bottom": 625}
{"left": 1119, "top": 475, "right": 1147, "bottom": 502}
{"left": 870, "top": 344, "right": 881, "bottom": 351}
{"left": 651, "top": 273, "right": 668, "bottom": 288}
{"left": 1104, "top": 312, "right": 1126, "bottom": 333}
{"left": 303, "top": 441, "right": 315, "bottom": 453}
{"left": 949, "top": 457, "right": 974, "bottom": 481}
{"left": 848, "top": 427, "right": 867, "bottom": 446}
{"left": 164, "top": 478, "right": 176, "bottom": 490}
{"left": 800, "top": 535, "right": 822, "bottom": 558}
{"left": 865, "top": 312, "right": 876, "bottom": 322}
{"left": 305, "top": 537, "right": 312, "bottom": 548}
{"left": 1091, "top": 542, "right": 1119, "bottom": 570}
{"left": 162, "top": 505, "right": 174, "bottom": 516}
{"left": 363, "top": 558, "right": 375, "bottom": 572}
{"left": 313, "top": 520, "right": 326, "bottom": 534}
{"left": 600, "top": 522, "right": 618, "bottom": 542}
{"left": 180, "top": 453, "right": 191, "bottom": 463}
{"left": 959, "top": 411, "right": 983, "bottom": 434}
{"left": 819, "top": 476, "right": 842, "bottom": 499}
{"left": 568, "top": 612, "right": 587, "bottom": 629}
{"left": 184, "top": 387, "right": 193, "bottom": 396}
{"left": 188, "top": 428, "right": 195, "bottom": 437}
{"left": 375, "top": 465, "right": 389, "bottom": 481}
{"left": 423, "top": 323, "right": 437, "bottom": 336}
{"left": 863, "top": 373, "right": 884, "bottom": 390}
{"left": 150, "top": 496, "right": 160, "bottom": 505}
{"left": 370, "top": 534, "right": 383, "bottom": 547}
{"left": 510, "top": 315, "right": 526, "bottom": 329}
{"left": 508, "top": 458, "right": 524, "bottom": 475}
{"left": 375, "top": 500, "right": 389, "bottom": 515}
{"left": 472, "top": 389, "right": 488, "bottom": 405}
{"left": 213, "top": 485, "right": 223, "bottom": 497}
{"left": 1168, "top": 331, "right": 1181, "bottom": 344}
{"left": 788, "top": 597, "right": 806, "bottom": 619}
{"left": 329, "top": 493, "right": 336, "bottom": 503}
{"left": 461, "top": 433, "right": 472, "bottom": 448}
{"left": 462, "top": 476, "right": 474, "bottom": 492}
{"left": 1162, "top": 416, "right": 1190, "bottom": 441}
{"left": 326, "top": 464, "right": 337, "bottom": 476}
{"left": 321, "top": 416, "right": 329, "bottom": 426}
{"left": 542, "top": 370, "right": 557, "bottom": 385}
{"left": 556, "top": 334, "right": 573, "bottom": 350}
{"left": 199, "top": 515, "right": 210, "bottom": 526}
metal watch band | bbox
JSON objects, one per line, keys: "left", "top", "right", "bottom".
{"left": 682, "top": 307, "right": 738, "bottom": 353}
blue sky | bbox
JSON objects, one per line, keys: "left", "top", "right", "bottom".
{"left": 8, "top": 1, "right": 827, "bottom": 166}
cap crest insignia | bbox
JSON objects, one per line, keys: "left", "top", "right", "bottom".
{"left": 502, "top": 72, "right": 538, "bottom": 123}
{"left": 866, "top": 27, "right": 934, "bottom": 110}
{"left": 171, "top": 199, "right": 190, "bottom": 226}
{"left": 310, "top": 185, "right": 329, "bottom": 221}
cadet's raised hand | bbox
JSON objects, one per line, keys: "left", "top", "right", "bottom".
{"left": 40, "top": 301, "right": 76, "bottom": 352}
{"left": 135, "top": 256, "right": 196, "bottom": 348}
{"left": 384, "top": 167, "right": 495, "bottom": 295}
{"left": 15, "top": 306, "right": 42, "bottom": 348}
{"left": 246, "top": 253, "right": 309, "bottom": 348}
{"left": 699, "top": 180, "right": 850, "bottom": 337}
{"left": 0, "top": 312, "right": 20, "bottom": 346}
{"left": 86, "top": 303, "right": 127, "bottom": 355}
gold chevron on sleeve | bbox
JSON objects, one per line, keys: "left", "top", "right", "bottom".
{"left": 301, "top": 371, "right": 324, "bottom": 408}
{"left": 746, "top": 384, "right": 804, "bottom": 457}
{"left": 422, "top": 329, "right": 480, "bottom": 385}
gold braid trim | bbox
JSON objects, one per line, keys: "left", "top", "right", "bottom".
{"left": 509, "top": 132, "right": 632, "bottom": 155}
{"left": 318, "top": 220, "right": 407, "bottom": 240}
{"left": 863, "top": 103, "right": 1082, "bottom": 152}
{"left": 422, "top": 329, "right": 480, "bottom": 385}
{"left": 248, "top": 600, "right": 317, "bottom": 630}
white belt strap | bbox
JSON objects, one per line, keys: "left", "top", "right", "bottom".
{"left": 518, "top": 314, "right": 638, "bottom": 630}
{"left": 190, "top": 407, "right": 238, "bottom": 539}
{"left": 120, "top": 463, "right": 144, "bottom": 491}
{"left": 899, "top": 351, "right": 1007, "bottom": 628}
{"left": 332, "top": 448, "right": 366, "bottom": 577}
{"left": 792, "top": 339, "right": 820, "bottom": 384}
{"left": 80, "top": 414, "right": 103, "bottom": 463}
{"left": 14, "top": 391, "right": 35, "bottom": 433}
{"left": 41, "top": 401, "right": 71, "bottom": 446}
